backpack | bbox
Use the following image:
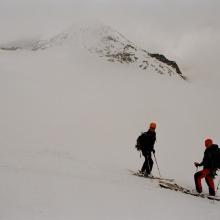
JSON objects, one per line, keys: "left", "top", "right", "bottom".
{"left": 135, "top": 133, "right": 145, "bottom": 151}
{"left": 212, "top": 146, "right": 220, "bottom": 169}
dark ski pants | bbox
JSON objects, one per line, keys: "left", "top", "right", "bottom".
{"left": 194, "top": 169, "right": 215, "bottom": 196}
{"left": 141, "top": 152, "right": 153, "bottom": 175}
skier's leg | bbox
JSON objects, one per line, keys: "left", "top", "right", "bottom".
{"left": 194, "top": 170, "right": 206, "bottom": 193}
{"left": 148, "top": 154, "right": 153, "bottom": 174}
{"left": 141, "top": 156, "right": 147, "bottom": 173}
{"left": 144, "top": 154, "right": 151, "bottom": 175}
{"left": 205, "top": 171, "right": 215, "bottom": 196}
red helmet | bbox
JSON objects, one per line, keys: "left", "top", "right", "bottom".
{"left": 149, "top": 122, "right": 157, "bottom": 129}
{"left": 205, "top": 138, "right": 213, "bottom": 147}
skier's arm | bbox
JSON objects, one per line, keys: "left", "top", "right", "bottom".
{"left": 152, "top": 134, "right": 156, "bottom": 153}
{"left": 195, "top": 153, "right": 210, "bottom": 167}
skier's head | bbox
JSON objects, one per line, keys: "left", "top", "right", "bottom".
{"left": 205, "top": 138, "right": 213, "bottom": 148}
{"left": 149, "top": 122, "right": 156, "bottom": 130}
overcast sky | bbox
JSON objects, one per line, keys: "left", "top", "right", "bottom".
{"left": 0, "top": 0, "right": 220, "bottom": 79}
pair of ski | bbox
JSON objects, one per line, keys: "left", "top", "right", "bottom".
{"left": 159, "top": 181, "right": 220, "bottom": 201}
{"left": 128, "top": 169, "right": 174, "bottom": 182}
{"left": 129, "top": 170, "right": 220, "bottom": 201}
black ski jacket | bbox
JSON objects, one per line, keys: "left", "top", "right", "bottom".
{"left": 199, "top": 144, "right": 219, "bottom": 169}
{"left": 140, "top": 130, "right": 156, "bottom": 154}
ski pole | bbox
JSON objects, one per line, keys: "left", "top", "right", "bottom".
{"left": 217, "top": 175, "right": 220, "bottom": 192}
{"left": 153, "top": 153, "right": 162, "bottom": 178}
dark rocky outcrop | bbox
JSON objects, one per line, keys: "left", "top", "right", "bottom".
{"left": 149, "top": 53, "right": 185, "bottom": 79}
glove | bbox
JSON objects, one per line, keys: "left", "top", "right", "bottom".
{"left": 194, "top": 162, "right": 200, "bottom": 167}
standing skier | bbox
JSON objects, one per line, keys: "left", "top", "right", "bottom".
{"left": 194, "top": 138, "right": 219, "bottom": 196}
{"left": 136, "top": 122, "right": 157, "bottom": 176}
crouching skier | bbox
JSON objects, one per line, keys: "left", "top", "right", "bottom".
{"left": 194, "top": 138, "right": 219, "bottom": 196}
{"left": 135, "top": 122, "right": 157, "bottom": 176}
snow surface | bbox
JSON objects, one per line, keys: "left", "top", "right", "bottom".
{"left": 0, "top": 24, "right": 220, "bottom": 220}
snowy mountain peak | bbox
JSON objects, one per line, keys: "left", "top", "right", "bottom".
{"left": 31, "top": 24, "right": 133, "bottom": 51}
{"left": 0, "top": 24, "right": 185, "bottom": 79}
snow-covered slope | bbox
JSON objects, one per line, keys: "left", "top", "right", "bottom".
{"left": 0, "top": 23, "right": 220, "bottom": 220}
{"left": 1, "top": 24, "right": 184, "bottom": 79}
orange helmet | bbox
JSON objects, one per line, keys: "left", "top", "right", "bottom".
{"left": 205, "top": 138, "right": 213, "bottom": 147}
{"left": 149, "top": 122, "right": 157, "bottom": 129}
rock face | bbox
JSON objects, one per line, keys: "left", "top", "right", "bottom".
{"left": 0, "top": 24, "right": 185, "bottom": 79}
{"left": 149, "top": 53, "right": 183, "bottom": 77}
